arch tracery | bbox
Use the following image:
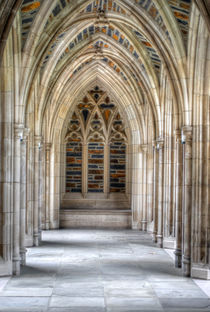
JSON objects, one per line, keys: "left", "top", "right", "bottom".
{"left": 64, "top": 86, "right": 128, "bottom": 194}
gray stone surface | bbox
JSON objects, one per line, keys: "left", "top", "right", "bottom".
{"left": 0, "top": 229, "right": 209, "bottom": 311}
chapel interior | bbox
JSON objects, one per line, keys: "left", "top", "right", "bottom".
{"left": 0, "top": 0, "right": 210, "bottom": 311}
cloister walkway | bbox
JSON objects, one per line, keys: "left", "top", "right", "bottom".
{"left": 0, "top": 229, "right": 210, "bottom": 311}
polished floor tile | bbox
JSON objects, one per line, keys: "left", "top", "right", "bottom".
{"left": 0, "top": 229, "right": 209, "bottom": 311}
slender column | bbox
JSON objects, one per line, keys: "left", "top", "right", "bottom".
{"left": 182, "top": 126, "right": 193, "bottom": 276}
{"left": 156, "top": 138, "right": 164, "bottom": 248}
{"left": 45, "top": 143, "right": 51, "bottom": 230}
{"left": 174, "top": 130, "right": 183, "bottom": 268}
{"left": 140, "top": 144, "right": 148, "bottom": 231}
{"left": 33, "top": 136, "right": 42, "bottom": 246}
{"left": 152, "top": 141, "right": 159, "bottom": 242}
{"left": 131, "top": 144, "right": 142, "bottom": 229}
{"left": 82, "top": 143, "right": 88, "bottom": 197}
{"left": 104, "top": 143, "right": 110, "bottom": 197}
{"left": 20, "top": 128, "right": 29, "bottom": 265}
{"left": 38, "top": 140, "right": 43, "bottom": 241}
{"left": 13, "top": 124, "right": 24, "bottom": 275}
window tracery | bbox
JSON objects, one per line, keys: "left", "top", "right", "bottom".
{"left": 65, "top": 86, "right": 127, "bottom": 194}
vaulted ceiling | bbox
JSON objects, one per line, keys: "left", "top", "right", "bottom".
{"left": 5, "top": 0, "right": 205, "bottom": 141}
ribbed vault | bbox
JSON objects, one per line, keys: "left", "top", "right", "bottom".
{"left": 19, "top": 0, "right": 195, "bottom": 137}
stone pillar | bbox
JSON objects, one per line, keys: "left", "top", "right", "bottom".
{"left": 82, "top": 143, "right": 88, "bottom": 197}
{"left": 152, "top": 141, "right": 159, "bottom": 242}
{"left": 156, "top": 138, "right": 164, "bottom": 248}
{"left": 33, "top": 136, "right": 42, "bottom": 246}
{"left": 13, "top": 124, "right": 24, "bottom": 275}
{"left": 104, "top": 143, "right": 110, "bottom": 197}
{"left": 174, "top": 130, "right": 183, "bottom": 268}
{"left": 38, "top": 139, "right": 43, "bottom": 241}
{"left": 140, "top": 144, "right": 148, "bottom": 231}
{"left": 182, "top": 126, "right": 193, "bottom": 276}
{"left": 131, "top": 144, "right": 142, "bottom": 229}
{"left": 45, "top": 143, "right": 51, "bottom": 230}
{"left": 20, "top": 128, "right": 29, "bottom": 265}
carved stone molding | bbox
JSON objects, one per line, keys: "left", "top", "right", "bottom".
{"left": 45, "top": 142, "right": 52, "bottom": 152}
{"left": 14, "top": 124, "right": 24, "bottom": 140}
{"left": 182, "top": 126, "right": 193, "bottom": 143}
{"left": 156, "top": 138, "right": 164, "bottom": 150}
{"left": 34, "top": 135, "right": 43, "bottom": 149}
{"left": 174, "top": 129, "right": 182, "bottom": 142}
{"left": 139, "top": 143, "right": 148, "bottom": 154}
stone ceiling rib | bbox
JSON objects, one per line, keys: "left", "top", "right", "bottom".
{"left": 19, "top": 0, "right": 193, "bottom": 141}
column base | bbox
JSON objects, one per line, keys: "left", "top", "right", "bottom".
{"left": 182, "top": 256, "right": 191, "bottom": 277}
{"left": 152, "top": 232, "right": 157, "bottom": 243}
{"left": 174, "top": 249, "right": 182, "bottom": 268}
{"left": 156, "top": 235, "right": 163, "bottom": 248}
{"left": 33, "top": 233, "right": 40, "bottom": 246}
{"left": 12, "top": 257, "right": 21, "bottom": 276}
{"left": 45, "top": 221, "right": 50, "bottom": 230}
{"left": 20, "top": 249, "right": 27, "bottom": 266}
{"left": 141, "top": 220, "right": 147, "bottom": 231}
{"left": 191, "top": 264, "right": 210, "bottom": 280}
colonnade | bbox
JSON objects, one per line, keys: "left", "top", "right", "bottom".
{"left": 0, "top": 0, "right": 209, "bottom": 281}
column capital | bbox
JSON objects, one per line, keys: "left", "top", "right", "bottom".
{"left": 22, "top": 128, "right": 30, "bottom": 142}
{"left": 181, "top": 126, "right": 193, "bottom": 143}
{"left": 174, "top": 129, "right": 182, "bottom": 144}
{"left": 34, "top": 135, "right": 43, "bottom": 149}
{"left": 14, "top": 123, "right": 25, "bottom": 140}
{"left": 45, "top": 142, "right": 52, "bottom": 152}
{"left": 156, "top": 137, "right": 164, "bottom": 150}
{"left": 152, "top": 139, "right": 158, "bottom": 149}
{"left": 139, "top": 143, "right": 148, "bottom": 154}
{"left": 174, "top": 129, "right": 181, "bottom": 137}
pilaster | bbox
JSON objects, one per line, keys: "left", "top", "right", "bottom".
{"left": 140, "top": 144, "right": 148, "bottom": 231}
{"left": 156, "top": 138, "right": 164, "bottom": 248}
{"left": 13, "top": 124, "right": 24, "bottom": 275}
{"left": 152, "top": 140, "right": 159, "bottom": 242}
{"left": 45, "top": 143, "right": 52, "bottom": 230}
{"left": 20, "top": 128, "right": 29, "bottom": 265}
{"left": 33, "top": 135, "right": 42, "bottom": 246}
{"left": 174, "top": 129, "right": 183, "bottom": 268}
{"left": 182, "top": 126, "right": 193, "bottom": 277}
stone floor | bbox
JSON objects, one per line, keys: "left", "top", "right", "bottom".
{"left": 0, "top": 229, "right": 210, "bottom": 312}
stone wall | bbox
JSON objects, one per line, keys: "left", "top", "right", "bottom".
{"left": 88, "top": 142, "right": 104, "bottom": 192}
{"left": 110, "top": 142, "right": 126, "bottom": 192}
{"left": 66, "top": 142, "right": 82, "bottom": 192}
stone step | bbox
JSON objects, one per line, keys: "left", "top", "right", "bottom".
{"left": 60, "top": 208, "right": 132, "bottom": 229}
{"left": 61, "top": 200, "right": 130, "bottom": 209}
{"left": 61, "top": 193, "right": 130, "bottom": 210}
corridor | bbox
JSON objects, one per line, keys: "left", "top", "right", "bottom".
{"left": 0, "top": 229, "right": 210, "bottom": 312}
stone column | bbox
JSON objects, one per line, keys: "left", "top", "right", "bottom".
{"left": 140, "top": 144, "right": 148, "bottom": 231}
{"left": 20, "top": 128, "right": 29, "bottom": 265}
{"left": 33, "top": 136, "right": 42, "bottom": 246}
{"left": 156, "top": 138, "right": 164, "bottom": 248}
{"left": 174, "top": 130, "right": 183, "bottom": 268}
{"left": 152, "top": 141, "right": 159, "bottom": 242}
{"left": 45, "top": 143, "right": 51, "bottom": 230}
{"left": 82, "top": 143, "right": 88, "bottom": 197}
{"left": 13, "top": 124, "right": 24, "bottom": 275}
{"left": 38, "top": 139, "right": 43, "bottom": 241}
{"left": 131, "top": 144, "right": 142, "bottom": 229}
{"left": 182, "top": 126, "right": 193, "bottom": 276}
{"left": 104, "top": 143, "right": 110, "bottom": 198}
